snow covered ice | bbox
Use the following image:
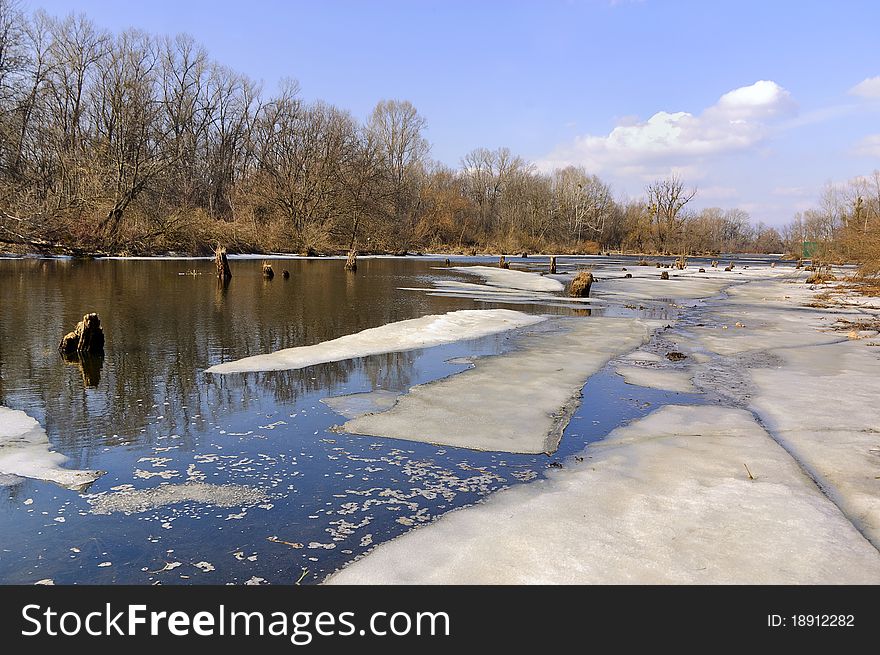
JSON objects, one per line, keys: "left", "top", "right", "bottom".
{"left": 0, "top": 407, "right": 104, "bottom": 490}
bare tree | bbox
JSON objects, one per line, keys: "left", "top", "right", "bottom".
{"left": 646, "top": 175, "right": 697, "bottom": 253}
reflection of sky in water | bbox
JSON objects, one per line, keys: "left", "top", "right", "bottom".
{"left": 0, "top": 256, "right": 742, "bottom": 584}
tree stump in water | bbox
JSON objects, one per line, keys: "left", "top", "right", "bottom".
{"left": 569, "top": 271, "right": 593, "bottom": 297}
{"left": 282, "top": 270, "right": 290, "bottom": 279}
{"left": 444, "top": 258, "right": 451, "bottom": 267}
{"left": 215, "top": 245, "right": 232, "bottom": 280}
{"left": 549, "top": 256, "right": 557, "bottom": 274}
{"left": 344, "top": 249, "right": 358, "bottom": 272}
{"left": 262, "top": 263, "right": 274, "bottom": 279}
{"left": 59, "top": 313, "right": 105, "bottom": 355}
{"left": 711, "top": 260, "right": 718, "bottom": 268}
{"left": 660, "top": 270, "right": 669, "bottom": 280}
{"left": 498, "top": 255, "right": 509, "bottom": 269}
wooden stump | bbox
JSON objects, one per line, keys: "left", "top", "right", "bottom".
{"left": 59, "top": 313, "right": 105, "bottom": 355}
{"left": 262, "top": 263, "right": 275, "bottom": 279}
{"left": 660, "top": 270, "right": 669, "bottom": 280}
{"left": 344, "top": 249, "right": 358, "bottom": 272}
{"left": 499, "top": 255, "right": 509, "bottom": 269}
{"left": 215, "top": 245, "right": 232, "bottom": 280}
{"left": 282, "top": 270, "right": 290, "bottom": 279}
{"left": 549, "top": 256, "right": 557, "bottom": 274}
{"left": 444, "top": 258, "right": 451, "bottom": 267}
{"left": 711, "top": 260, "right": 718, "bottom": 268}
{"left": 569, "top": 271, "right": 593, "bottom": 297}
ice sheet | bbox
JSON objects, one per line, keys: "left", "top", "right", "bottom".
{"left": 328, "top": 405, "right": 880, "bottom": 584}
{"left": 206, "top": 309, "right": 545, "bottom": 374}
{"left": 0, "top": 407, "right": 104, "bottom": 491}
{"left": 342, "top": 317, "right": 654, "bottom": 453}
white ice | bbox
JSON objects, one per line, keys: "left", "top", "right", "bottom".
{"left": 0, "top": 407, "right": 104, "bottom": 491}
{"left": 343, "top": 317, "right": 654, "bottom": 453}
{"left": 328, "top": 405, "right": 880, "bottom": 584}
{"left": 205, "top": 309, "right": 545, "bottom": 374}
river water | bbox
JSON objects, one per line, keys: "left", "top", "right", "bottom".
{"left": 0, "top": 254, "right": 724, "bottom": 584}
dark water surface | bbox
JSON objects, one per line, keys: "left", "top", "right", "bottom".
{"left": 0, "top": 255, "right": 718, "bottom": 584}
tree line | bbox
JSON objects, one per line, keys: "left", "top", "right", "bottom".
{"left": 780, "top": 171, "right": 880, "bottom": 273}
{"left": 0, "top": 3, "right": 784, "bottom": 256}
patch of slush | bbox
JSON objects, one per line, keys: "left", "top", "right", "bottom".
{"left": 342, "top": 317, "right": 654, "bottom": 453}
{"left": 87, "top": 482, "right": 267, "bottom": 515}
{"left": 321, "top": 390, "right": 400, "bottom": 419}
{"left": 615, "top": 366, "right": 696, "bottom": 393}
{"left": 0, "top": 407, "right": 104, "bottom": 491}
{"left": 449, "top": 265, "right": 564, "bottom": 292}
{"left": 206, "top": 309, "right": 544, "bottom": 374}
{"left": 328, "top": 405, "right": 880, "bottom": 584}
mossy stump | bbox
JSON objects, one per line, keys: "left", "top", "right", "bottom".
{"left": 59, "top": 313, "right": 105, "bottom": 355}
{"left": 569, "top": 271, "right": 593, "bottom": 297}
{"left": 344, "top": 249, "right": 358, "bottom": 272}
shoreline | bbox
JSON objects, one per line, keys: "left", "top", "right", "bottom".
{"left": 327, "top": 268, "right": 880, "bottom": 584}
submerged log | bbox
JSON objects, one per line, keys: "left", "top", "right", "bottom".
{"left": 549, "top": 256, "right": 557, "bottom": 274}
{"left": 262, "top": 263, "right": 274, "bottom": 279}
{"left": 214, "top": 244, "right": 232, "bottom": 280}
{"left": 569, "top": 271, "right": 593, "bottom": 297}
{"left": 59, "top": 313, "right": 105, "bottom": 355}
{"left": 344, "top": 249, "right": 358, "bottom": 272}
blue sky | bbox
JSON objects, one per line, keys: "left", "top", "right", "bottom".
{"left": 31, "top": 0, "right": 880, "bottom": 226}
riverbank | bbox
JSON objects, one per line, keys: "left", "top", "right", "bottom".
{"left": 327, "top": 268, "right": 880, "bottom": 583}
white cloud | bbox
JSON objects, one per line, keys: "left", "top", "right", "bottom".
{"left": 849, "top": 76, "right": 880, "bottom": 98}
{"left": 537, "top": 80, "right": 795, "bottom": 180}
{"left": 853, "top": 134, "right": 880, "bottom": 157}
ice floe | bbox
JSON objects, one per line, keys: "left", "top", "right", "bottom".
{"left": 615, "top": 366, "right": 697, "bottom": 393}
{"left": 0, "top": 407, "right": 104, "bottom": 490}
{"left": 342, "top": 317, "right": 655, "bottom": 453}
{"left": 449, "top": 265, "right": 564, "bottom": 292}
{"left": 328, "top": 405, "right": 880, "bottom": 584}
{"left": 206, "top": 309, "right": 545, "bottom": 374}
{"left": 321, "top": 390, "right": 400, "bottom": 419}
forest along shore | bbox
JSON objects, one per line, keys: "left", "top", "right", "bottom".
{"left": 327, "top": 267, "right": 880, "bottom": 583}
